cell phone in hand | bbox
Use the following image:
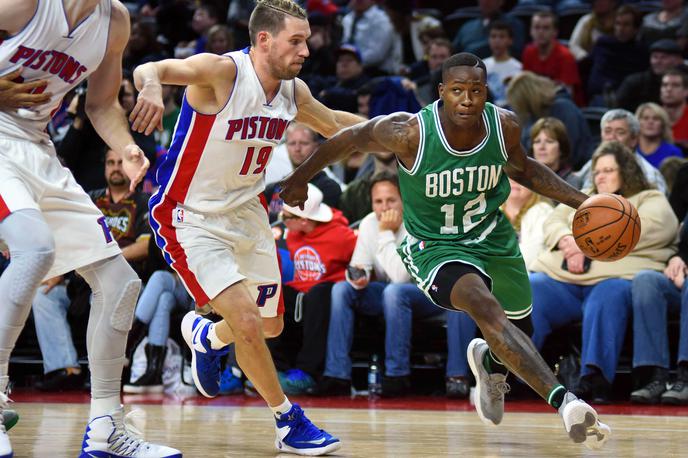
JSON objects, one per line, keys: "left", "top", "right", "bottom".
{"left": 346, "top": 265, "right": 367, "bottom": 281}
{"left": 561, "top": 257, "right": 591, "bottom": 273}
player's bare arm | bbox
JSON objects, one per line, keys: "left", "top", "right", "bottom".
{"left": 132, "top": 52, "right": 236, "bottom": 134}
{"left": 293, "top": 78, "right": 364, "bottom": 137}
{"left": 0, "top": 0, "right": 52, "bottom": 110}
{"left": 500, "top": 109, "right": 588, "bottom": 209}
{"left": 84, "top": 1, "right": 148, "bottom": 192}
{"left": 280, "top": 113, "right": 418, "bottom": 207}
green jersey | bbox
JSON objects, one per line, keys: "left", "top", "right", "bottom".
{"left": 398, "top": 101, "right": 511, "bottom": 242}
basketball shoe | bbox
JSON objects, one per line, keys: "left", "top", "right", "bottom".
{"left": 467, "top": 338, "right": 510, "bottom": 425}
{"left": 0, "top": 389, "right": 12, "bottom": 458}
{"left": 181, "top": 311, "right": 229, "bottom": 398}
{"left": 80, "top": 406, "right": 181, "bottom": 457}
{"left": 559, "top": 392, "right": 611, "bottom": 450}
{"left": 275, "top": 404, "right": 341, "bottom": 456}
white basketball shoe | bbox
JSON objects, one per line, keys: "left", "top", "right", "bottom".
{"left": 79, "top": 406, "right": 181, "bottom": 457}
{"left": 0, "top": 390, "right": 12, "bottom": 458}
{"left": 560, "top": 392, "right": 611, "bottom": 450}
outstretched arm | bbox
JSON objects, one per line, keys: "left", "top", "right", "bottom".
{"left": 501, "top": 110, "right": 588, "bottom": 209}
{"left": 294, "top": 78, "right": 365, "bottom": 137}
{"left": 280, "top": 113, "right": 418, "bottom": 207}
{"left": 85, "top": 2, "right": 147, "bottom": 192}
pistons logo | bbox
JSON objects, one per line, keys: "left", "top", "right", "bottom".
{"left": 292, "top": 246, "right": 326, "bottom": 282}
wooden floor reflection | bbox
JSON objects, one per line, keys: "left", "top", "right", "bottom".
{"left": 9, "top": 402, "right": 688, "bottom": 457}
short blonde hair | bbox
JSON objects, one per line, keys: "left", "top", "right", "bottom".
{"left": 635, "top": 102, "right": 674, "bottom": 143}
{"left": 249, "top": 0, "right": 307, "bottom": 45}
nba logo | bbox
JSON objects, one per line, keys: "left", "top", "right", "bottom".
{"left": 175, "top": 208, "right": 185, "bottom": 223}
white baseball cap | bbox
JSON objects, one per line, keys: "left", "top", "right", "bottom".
{"left": 282, "top": 183, "right": 333, "bottom": 223}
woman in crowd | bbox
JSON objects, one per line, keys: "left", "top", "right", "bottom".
{"left": 635, "top": 102, "right": 684, "bottom": 169}
{"left": 529, "top": 141, "right": 678, "bottom": 403}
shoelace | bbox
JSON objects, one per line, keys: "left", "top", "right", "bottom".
{"left": 107, "top": 410, "right": 147, "bottom": 456}
{"left": 285, "top": 406, "right": 324, "bottom": 439}
{"left": 487, "top": 378, "right": 511, "bottom": 401}
{"left": 670, "top": 380, "right": 686, "bottom": 393}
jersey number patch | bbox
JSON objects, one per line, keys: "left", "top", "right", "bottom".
{"left": 239, "top": 146, "right": 272, "bottom": 175}
{"left": 440, "top": 193, "right": 487, "bottom": 234}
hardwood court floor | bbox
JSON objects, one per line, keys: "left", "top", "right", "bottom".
{"left": 7, "top": 394, "right": 688, "bottom": 457}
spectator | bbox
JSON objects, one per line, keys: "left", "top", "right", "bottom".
{"left": 311, "top": 172, "right": 477, "bottom": 398}
{"left": 484, "top": 20, "right": 522, "bottom": 108}
{"left": 635, "top": 102, "right": 684, "bottom": 169}
{"left": 264, "top": 124, "right": 342, "bottom": 223}
{"left": 123, "top": 19, "right": 167, "bottom": 73}
{"left": 630, "top": 214, "right": 688, "bottom": 404}
{"left": 660, "top": 69, "right": 688, "bottom": 152}
{"left": 268, "top": 184, "right": 357, "bottom": 394}
{"left": 413, "top": 38, "right": 452, "bottom": 106}
{"left": 660, "top": 156, "right": 688, "bottom": 193}
{"left": 522, "top": 11, "right": 583, "bottom": 105}
{"left": 530, "top": 141, "right": 678, "bottom": 402}
{"left": 615, "top": 38, "right": 685, "bottom": 112}
{"left": 298, "top": 12, "right": 337, "bottom": 96}
{"left": 205, "top": 24, "right": 234, "bottom": 54}
{"left": 575, "top": 109, "right": 668, "bottom": 193}
{"left": 568, "top": 0, "right": 618, "bottom": 61}
{"left": 32, "top": 148, "right": 152, "bottom": 391}
{"left": 408, "top": 12, "right": 444, "bottom": 64}
{"left": 506, "top": 72, "right": 593, "bottom": 170}
{"left": 226, "top": 0, "right": 253, "bottom": 49}
{"left": 586, "top": 5, "right": 647, "bottom": 106}
{"left": 174, "top": 1, "right": 222, "bottom": 58}
{"left": 528, "top": 117, "right": 580, "bottom": 188}
{"left": 341, "top": 0, "right": 400, "bottom": 76}
{"left": 451, "top": 0, "right": 525, "bottom": 59}
{"left": 318, "top": 44, "right": 371, "bottom": 113}
{"left": 502, "top": 179, "right": 553, "bottom": 270}
{"left": 638, "top": 0, "right": 688, "bottom": 48}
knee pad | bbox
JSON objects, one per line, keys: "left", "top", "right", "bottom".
{"left": 78, "top": 255, "right": 141, "bottom": 332}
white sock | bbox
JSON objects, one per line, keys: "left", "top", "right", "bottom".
{"left": 207, "top": 323, "right": 229, "bottom": 350}
{"left": 557, "top": 391, "right": 578, "bottom": 416}
{"left": 90, "top": 396, "right": 120, "bottom": 420}
{"left": 270, "top": 396, "right": 292, "bottom": 418}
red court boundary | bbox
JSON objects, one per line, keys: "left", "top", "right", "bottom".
{"left": 10, "top": 390, "right": 688, "bottom": 417}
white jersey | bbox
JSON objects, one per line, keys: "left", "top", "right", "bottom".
{"left": 152, "top": 48, "right": 298, "bottom": 214}
{"left": 0, "top": 0, "right": 111, "bottom": 143}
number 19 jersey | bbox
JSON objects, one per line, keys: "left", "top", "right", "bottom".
{"left": 398, "top": 101, "right": 511, "bottom": 242}
{"left": 154, "top": 48, "right": 297, "bottom": 214}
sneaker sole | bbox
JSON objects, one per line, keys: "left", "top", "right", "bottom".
{"left": 466, "top": 338, "right": 498, "bottom": 426}
{"left": 275, "top": 438, "right": 342, "bottom": 456}
{"left": 565, "top": 403, "right": 611, "bottom": 450}
{"left": 181, "top": 313, "right": 215, "bottom": 399}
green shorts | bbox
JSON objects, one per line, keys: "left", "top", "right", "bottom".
{"left": 398, "top": 212, "right": 532, "bottom": 319}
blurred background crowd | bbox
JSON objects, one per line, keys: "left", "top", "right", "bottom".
{"left": 7, "top": 0, "right": 688, "bottom": 407}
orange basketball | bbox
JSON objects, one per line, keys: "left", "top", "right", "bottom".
{"left": 572, "top": 193, "right": 641, "bottom": 262}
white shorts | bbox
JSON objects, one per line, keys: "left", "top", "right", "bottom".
{"left": 0, "top": 136, "right": 121, "bottom": 278}
{"left": 150, "top": 194, "right": 283, "bottom": 317}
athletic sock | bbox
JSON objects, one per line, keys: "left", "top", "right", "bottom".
{"left": 547, "top": 384, "right": 567, "bottom": 410}
{"left": 271, "top": 397, "right": 292, "bottom": 418}
{"left": 207, "top": 323, "right": 229, "bottom": 350}
{"left": 482, "top": 349, "right": 509, "bottom": 375}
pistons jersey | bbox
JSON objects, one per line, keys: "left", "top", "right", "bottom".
{"left": 0, "top": 0, "right": 111, "bottom": 142}
{"left": 152, "top": 48, "right": 298, "bottom": 214}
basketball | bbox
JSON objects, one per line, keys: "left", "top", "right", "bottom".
{"left": 572, "top": 193, "right": 641, "bottom": 262}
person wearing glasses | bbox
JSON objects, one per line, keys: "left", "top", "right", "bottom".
{"left": 530, "top": 141, "right": 678, "bottom": 403}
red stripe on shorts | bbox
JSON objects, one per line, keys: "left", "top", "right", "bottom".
{"left": 152, "top": 196, "right": 210, "bottom": 306}
{"left": 0, "top": 195, "right": 11, "bottom": 222}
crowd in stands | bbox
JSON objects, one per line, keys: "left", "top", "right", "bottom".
{"left": 5, "top": 0, "right": 688, "bottom": 405}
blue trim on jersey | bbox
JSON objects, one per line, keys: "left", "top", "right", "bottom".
{"left": 242, "top": 47, "right": 250, "bottom": 54}
{"left": 149, "top": 95, "right": 195, "bottom": 265}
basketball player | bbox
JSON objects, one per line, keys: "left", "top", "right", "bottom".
{"left": 0, "top": 1, "right": 181, "bottom": 457}
{"left": 130, "top": 0, "right": 362, "bottom": 455}
{"left": 280, "top": 53, "right": 612, "bottom": 450}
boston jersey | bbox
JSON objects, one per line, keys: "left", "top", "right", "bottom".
{"left": 0, "top": 0, "right": 111, "bottom": 142}
{"left": 153, "top": 48, "right": 298, "bottom": 214}
{"left": 397, "top": 101, "right": 511, "bottom": 242}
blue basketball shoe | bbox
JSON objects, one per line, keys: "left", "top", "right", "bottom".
{"left": 275, "top": 404, "right": 341, "bottom": 456}
{"left": 181, "top": 311, "right": 230, "bottom": 398}
{"left": 79, "top": 407, "right": 181, "bottom": 457}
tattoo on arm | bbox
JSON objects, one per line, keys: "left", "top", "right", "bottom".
{"left": 509, "top": 158, "right": 588, "bottom": 209}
